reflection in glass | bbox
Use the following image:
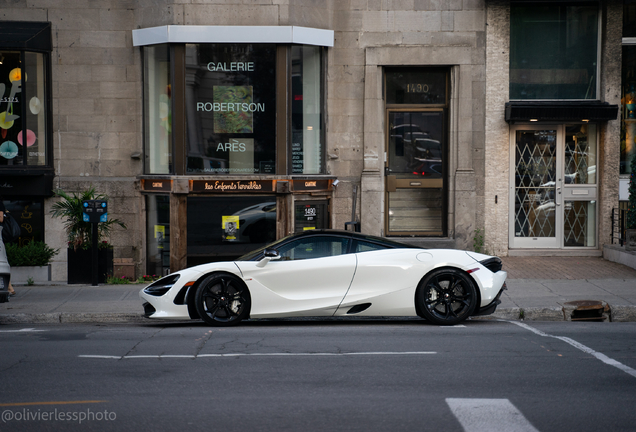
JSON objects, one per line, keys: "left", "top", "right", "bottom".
{"left": 388, "top": 112, "right": 444, "bottom": 179}
{"left": 187, "top": 196, "right": 277, "bottom": 266}
{"left": 291, "top": 45, "right": 323, "bottom": 174}
{"left": 143, "top": 44, "right": 172, "bottom": 174}
{"left": 564, "top": 124, "right": 596, "bottom": 185}
{"left": 564, "top": 201, "right": 596, "bottom": 247}
{"left": 514, "top": 130, "right": 557, "bottom": 238}
{"left": 510, "top": 4, "right": 599, "bottom": 99}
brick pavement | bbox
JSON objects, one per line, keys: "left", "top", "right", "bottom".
{"left": 500, "top": 256, "right": 636, "bottom": 280}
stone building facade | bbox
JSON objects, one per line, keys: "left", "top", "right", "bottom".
{"left": 0, "top": 1, "right": 624, "bottom": 282}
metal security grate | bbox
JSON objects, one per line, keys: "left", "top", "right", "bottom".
{"left": 514, "top": 131, "right": 556, "bottom": 238}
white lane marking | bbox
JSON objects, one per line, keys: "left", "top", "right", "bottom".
{"left": 0, "top": 328, "right": 48, "bottom": 333}
{"left": 446, "top": 398, "right": 540, "bottom": 432}
{"left": 79, "top": 351, "right": 437, "bottom": 359}
{"left": 508, "top": 320, "right": 636, "bottom": 379}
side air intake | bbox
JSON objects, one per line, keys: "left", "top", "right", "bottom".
{"left": 347, "top": 303, "right": 372, "bottom": 314}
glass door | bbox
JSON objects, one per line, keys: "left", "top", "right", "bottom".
{"left": 509, "top": 124, "right": 597, "bottom": 249}
{"left": 385, "top": 110, "right": 446, "bottom": 236}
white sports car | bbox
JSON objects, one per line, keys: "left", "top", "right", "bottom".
{"left": 140, "top": 230, "right": 507, "bottom": 326}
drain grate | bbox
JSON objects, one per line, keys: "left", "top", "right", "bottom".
{"left": 563, "top": 300, "right": 610, "bottom": 322}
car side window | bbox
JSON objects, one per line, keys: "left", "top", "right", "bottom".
{"left": 354, "top": 240, "right": 391, "bottom": 253}
{"left": 277, "top": 236, "right": 350, "bottom": 261}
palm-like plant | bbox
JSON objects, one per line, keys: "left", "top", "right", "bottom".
{"left": 50, "top": 187, "right": 126, "bottom": 250}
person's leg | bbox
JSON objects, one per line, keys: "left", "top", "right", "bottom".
{"left": 8, "top": 282, "right": 15, "bottom": 295}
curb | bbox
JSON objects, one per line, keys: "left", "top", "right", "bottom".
{"left": 2, "top": 306, "right": 636, "bottom": 325}
{"left": 0, "top": 313, "right": 147, "bottom": 325}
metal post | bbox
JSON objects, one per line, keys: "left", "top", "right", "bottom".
{"left": 91, "top": 222, "right": 98, "bottom": 286}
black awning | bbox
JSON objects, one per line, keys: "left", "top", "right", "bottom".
{"left": 505, "top": 101, "right": 619, "bottom": 123}
{"left": 0, "top": 22, "right": 52, "bottom": 51}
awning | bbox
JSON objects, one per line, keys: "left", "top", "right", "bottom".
{"left": 0, "top": 22, "right": 52, "bottom": 51}
{"left": 133, "top": 25, "right": 334, "bottom": 47}
{"left": 505, "top": 101, "right": 619, "bottom": 123}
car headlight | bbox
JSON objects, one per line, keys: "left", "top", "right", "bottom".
{"left": 143, "top": 274, "right": 181, "bottom": 297}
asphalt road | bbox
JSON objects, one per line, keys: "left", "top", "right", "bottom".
{"left": 1, "top": 319, "right": 635, "bottom": 432}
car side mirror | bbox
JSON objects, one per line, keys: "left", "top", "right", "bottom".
{"left": 263, "top": 248, "right": 280, "bottom": 259}
{"left": 257, "top": 248, "right": 281, "bottom": 267}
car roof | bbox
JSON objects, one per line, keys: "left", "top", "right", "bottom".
{"left": 276, "top": 229, "right": 421, "bottom": 248}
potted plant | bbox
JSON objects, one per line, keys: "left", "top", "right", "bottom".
{"left": 50, "top": 187, "right": 127, "bottom": 283}
{"left": 627, "top": 155, "right": 636, "bottom": 251}
{"left": 5, "top": 241, "right": 59, "bottom": 284}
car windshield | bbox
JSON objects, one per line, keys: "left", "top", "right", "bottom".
{"left": 235, "top": 233, "right": 296, "bottom": 261}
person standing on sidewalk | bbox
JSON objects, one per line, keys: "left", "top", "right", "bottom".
{"left": 0, "top": 197, "right": 16, "bottom": 297}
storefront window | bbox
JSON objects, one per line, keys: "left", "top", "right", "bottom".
{"left": 291, "top": 46, "right": 323, "bottom": 174}
{"left": 143, "top": 44, "right": 172, "bottom": 174}
{"left": 1, "top": 199, "right": 44, "bottom": 244}
{"left": 0, "top": 51, "right": 48, "bottom": 166}
{"left": 187, "top": 196, "right": 277, "bottom": 265}
{"left": 621, "top": 46, "right": 636, "bottom": 174}
{"left": 185, "top": 44, "right": 276, "bottom": 174}
{"left": 565, "top": 124, "right": 596, "bottom": 184}
{"left": 146, "top": 195, "right": 170, "bottom": 277}
{"left": 564, "top": 201, "right": 596, "bottom": 247}
{"left": 510, "top": 3, "right": 599, "bottom": 100}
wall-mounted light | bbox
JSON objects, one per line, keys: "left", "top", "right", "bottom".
{"left": 0, "top": 54, "right": 4, "bottom": 64}
{"left": 307, "top": 126, "right": 313, "bottom": 131}
{"left": 582, "top": 119, "right": 589, "bottom": 122}
{"left": 530, "top": 119, "right": 538, "bottom": 122}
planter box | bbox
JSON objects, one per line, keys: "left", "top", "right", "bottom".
{"left": 11, "top": 265, "right": 51, "bottom": 285}
{"left": 67, "top": 248, "right": 113, "bottom": 284}
{"left": 626, "top": 229, "right": 636, "bottom": 252}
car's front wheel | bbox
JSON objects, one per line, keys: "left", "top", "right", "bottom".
{"left": 195, "top": 273, "right": 250, "bottom": 326}
{"left": 416, "top": 268, "right": 477, "bottom": 325}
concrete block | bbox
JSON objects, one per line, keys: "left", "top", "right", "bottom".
{"left": 49, "top": 9, "right": 101, "bottom": 31}
{"left": 80, "top": 31, "right": 127, "bottom": 48}
{"left": 183, "top": 5, "right": 279, "bottom": 26}
{"left": 521, "top": 307, "right": 565, "bottom": 321}
{"left": 392, "top": 11, "right": 441, "bottom": 32}
{"left": 453, "top": 10, "right": 486, "bottom": 32}
{"left": 610, "top": 305, "right": 636, "bottom": 322}
{"left": 388, "top": 0, "right": 414, "bottom": 10}
{"left": 100, "top": 81, "right": 138, "bottom": 99}
{"left": 414, "top": 0, "right": 462, "bottom": 11}
{"left": 99, "top": 9, "right": 135, "bottom": 31}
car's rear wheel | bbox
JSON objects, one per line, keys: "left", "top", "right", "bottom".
{"left": 195, "top": 273, "right": 250, "bottom": 326}
{"left": 416, "top": 268, "right": 477, "bottom": 325}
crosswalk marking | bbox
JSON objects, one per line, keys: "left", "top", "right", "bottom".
{"left": 447, "top": 398, "right": 540, "bottom": 432}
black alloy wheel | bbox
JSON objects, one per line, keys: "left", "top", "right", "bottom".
{"left": 195, "top": 273, "right": 251, "bottom": 326}
{"left": 416, "top": 268, "right": 477, "bottom": 325}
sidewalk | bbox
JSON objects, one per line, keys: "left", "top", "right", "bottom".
{"left": 1, "top": 256, "right": 636, "bottom": 325}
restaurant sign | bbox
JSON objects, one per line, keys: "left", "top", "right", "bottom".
{"left": 191, "top": 180, "right": 276, "bottom": 193}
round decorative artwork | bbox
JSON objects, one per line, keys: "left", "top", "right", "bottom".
{"left": 30, "top": 97, "right": 41, "bottom": 115}
{"left": 0, "top": 141, "right": 19, "bottom": 159}
{"left": 0, "top": 111, "right": 14, "bottom": 130}
{"left": 17, "top": 129, "right": 37, "bottom": 147}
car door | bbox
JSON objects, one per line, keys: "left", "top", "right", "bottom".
{"left": 236, "top": 236, "right": 356, "bottom": 317}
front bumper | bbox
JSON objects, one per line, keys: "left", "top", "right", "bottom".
{"left": 0, "top": 274, "right": 10, "bottom": 303}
